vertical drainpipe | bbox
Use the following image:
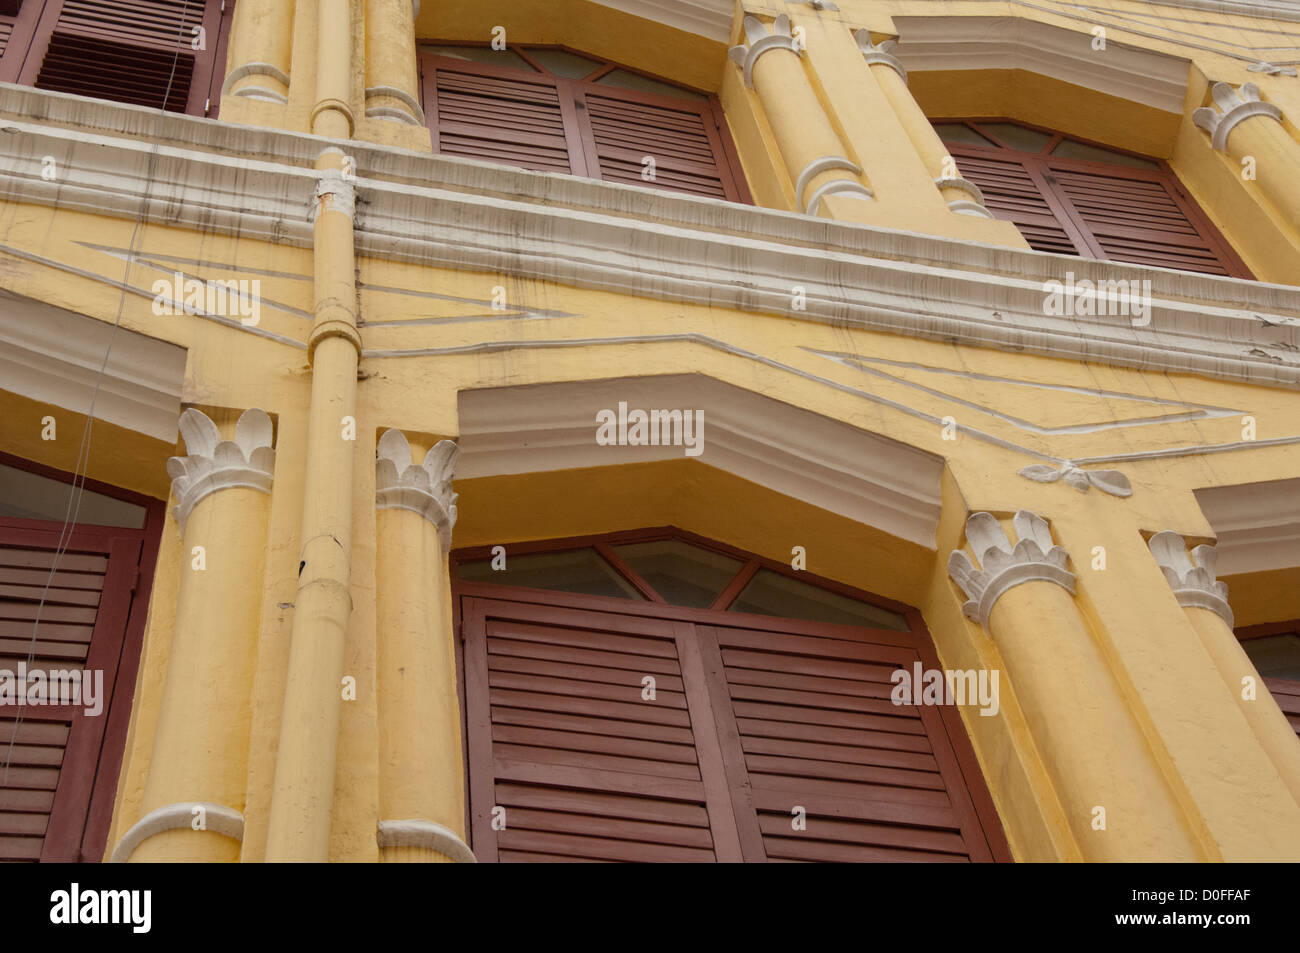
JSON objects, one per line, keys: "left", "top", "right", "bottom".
{"left": 264, "top": 0, "right": 360, "bottom": 862}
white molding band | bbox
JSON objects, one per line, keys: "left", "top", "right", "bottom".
{"left": 933, "top": 176, "right": 984, "bottom": 206}
{"left": 313, "top": 166, "right": 357, "bottom": 221}
{"left": 0, "top": 87, "right": 1297, "bottom": 388}
{"left": 364, "top": 85, "right": 426, "bottom": 125}
{"left": 854, "top": 29, "right": 907, "bottom": 83}
{"left": 728, "top": 14, "right": 800, "bottom": 89}
{"left": 892, "top": 16, "right": 1190, "bottom": 114}
{"left": 110, "top": 802, "right": 245, "bottom": 862}
{"left": 1193, "top": 82, "right": 1285, "bottom": 153}
{"left": 1149, "top": 532, "right": 1235, "bottom": 627}
{"left": 167, "top": 408, "right": 275, "bottom": 536}
{"left": 948, "top": 511, "right": 1076, "bottom": 629}
{"left": 375, "top": 428, "right": 460, "bottom": 550}
{"left": 805, "top": 178, "right": 874, "bottom": 216}
{"left": 1193, "top": 478, "right": 1300, "bottom": 575}
{"left": 0, "top": 288, "right": 185, "bottom": 442}
{"left": 794, "top": 155, "right": 863, "bottom": 210}
{"left": 377, "top": 819, "right": 477, "bottom": 862}
{"left": 946, "top": 199, "right": 993, "bottom": 218}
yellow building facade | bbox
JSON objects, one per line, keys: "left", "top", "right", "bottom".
{"left": 0, "top": 0, "right": 1298, "bottom": 862}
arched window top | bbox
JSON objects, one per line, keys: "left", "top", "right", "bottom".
{"left": 419, "top": 43, "right": 751, "bottom": 203}
{"left": 934, "top": 118, "right": 1250, "bottom": 277}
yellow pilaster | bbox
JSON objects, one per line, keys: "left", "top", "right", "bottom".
{"left": 373, "top": 430, "right": 472, "bottom": 863}
{"left": 1149, "top": 532, "right": 1300, "bottom": 813}
{"left": 365, "top": 0, "right": 424, "bottom": 127}
{"left": 115, "top": 409, "right": 275, "bottom": 862}
{"left": 950, "top": 511, "right": 1200, "bottom": 861}
{"left": 1194, "top": 82, "right": 1300, "bottom": 233}
{"left": 221, "top": 0, "right": 295, "bottom": 118}
{"left": 729, "top": 13, "right": 873, "bottom": 217}
{"left": 852, "top": 30, "right": 990, "bottom": 218}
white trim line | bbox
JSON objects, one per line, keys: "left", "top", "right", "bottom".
{"left": 377, "top": 819, "right": 477, "bottom": 862}
{"left": 110, "top": 802, "right": 244, "bottom": 862}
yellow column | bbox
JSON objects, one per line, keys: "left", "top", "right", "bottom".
{"left": 374, "top": 430, "right": 474, "bottom": 863}
{"left": 949, "top": 511, "right": 1200, "bottom": 861}
{"left": 729, "top": 14, "right": 873, "bottom": 216}
{"left": 365, "top": 0, "right": 424, "bottom": 127}
{"left": 1193, "top": 81, "right": 1300, "bottom": 229}
{"left": 222, "top": 0, "right": 295, "bottom": 106}
{"left": 852, "top": 30, "right": 990, "bottom": 218}
{"left": 1149, "top": 532, "right": 1300, "bottom": 811}
{"left": 112, "top": 409, "right": 275, "bottom": 862}
{"left": 264, "top": 0, "right": 360, "bottom": 861}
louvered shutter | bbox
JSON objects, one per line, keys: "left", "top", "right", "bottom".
{"left": 949, "top": 143, "right": 1249, "bottom": 277}
{"left": 426, "top": 63, "right": 581, "bottom": 176}
{"left": 1265, "top": 678, "right": 1300, "bottom": 739}
{"left": 576, "top": 90, "right": 742, "bottom": 201}
{"left": 0, "top": 527, "right": 139, "bottom": 862}
{"left": 464, "top": 599, "right": 730, "bottom": 861}
{"left": 421, "top": 51, "right": 750, "bottom": 202}
{"left": 12, "top": 0, "right": 228, "bottom": 115}
{"left": 702, "top": 625, "right": 997, "bottom": 862}
{"left": 462, "top": 596, "right": 1006, "bottom": 862}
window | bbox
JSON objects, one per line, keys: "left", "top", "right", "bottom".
{"left": 419, "top": 43, "right": 751, "bottom": 203}
{"left": 0, "top": 0, "right": 234, "bottom": 116}
{"left": 1238, "top": 622, "right": 1300, "bottom": 740}
{"left": 0, "top": 451, "right": 163, "bottom": 861}
{"left": 934, "top": 119, "right": 1250, "bottom": 277}
{"left": 453, "top": 528, "right": 1009, "bottom": 862}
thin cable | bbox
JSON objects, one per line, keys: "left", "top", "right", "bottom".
{"left": 4, "top": 0, "right": 197, "bottom": 783}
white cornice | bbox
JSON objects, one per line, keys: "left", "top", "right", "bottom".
{"left": 0, "top": 288, "right": 186, "bottom": 442}
{"left": 587, "top": 0, "right": 732, "bottom": 41}
{"left": 892, "top": 16, "right": 1191, "bottom": 114}
{"left": 1194, "top": 478, "right": 1300, "bottom": 575}
{"left": 457, "top": 375, "right": 944, "bottom": 549}
{"left": 0, "top": 86, "right": 1298, "bottom": 389}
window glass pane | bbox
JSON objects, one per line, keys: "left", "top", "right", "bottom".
{"left": 729, "top": 569, "right": 908, "bottom": 630}
{"left": 0, "top": 463, "right": 145, "bottom": 529}
{"left": 976, "top": 122, "right": 1053, "bottom": 153}
{"left": 524, "top": 47, "right": 604, "bottom": 79}
{"left": 454, "top": 548, "right": 644, "bottom": 600}
{"left": 421, "top": 44, "right": 532, "bottom": 71}
{"left": 1243, "top": 633, "right": 1300, "bottom": 681}
{"left": 1049, "top": 138, "right": 1159, "bottom": 169}
{"left": 595, "top": 69, "right": 707, "bottom": 101}
{"left": 932, "top": 123, "right": 998, "bottom": 148}
{"left": 611, "top": 539, "right": 743, "bottom": 608}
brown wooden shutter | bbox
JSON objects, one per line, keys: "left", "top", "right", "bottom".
{"left": 1265, "top": 678, "right": 1300, "bottom": 739}
{"left": 575, "top": 89, "right": 744, "bottom": 201}
{"left": 0, "top": 525, "right": 140, "bottom": 862}
{"left": 6, "top": 0, "right": 229, "bottom": 115}
{"left": 946, "top": 127, "right": 1250, "bottom": 277}
{"left": 462, "top": 594, "right": 1007, "bottom": 862}
{"left": 425, "top": 60, "right": 581, "bottom": 176}
{"left": 420, "top": 49, "right": 750, "bottom": 203}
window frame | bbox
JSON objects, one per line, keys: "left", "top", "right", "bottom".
{"left": 0, "top": 0, "right": 234, "bottom": 117}
{"left": 937, "top": 117, "right": 1252, "bottom": 277}
{"left": 0, "top": 448, "right": 165, "bottom": 862}
{"left": 419, "top": 41, "right": 752, "bottom": 204}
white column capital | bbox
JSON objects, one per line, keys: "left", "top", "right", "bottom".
{"left": 729, "top": 14, "right": 800, "bottom": 89}
{"left": 854, "top": 29, "right": 907, "bottom": 83}
{"left": 167, "top": 408, "right": 275, "bottom": 536}
{"left": 375, "top": 429, "right": 460, "bottom": 550}
{"left": 948, "top": 510, "right": 1075, "bottom": 628}
{"left": 1149, "top": 532, "right": 1234, "bottom": 627}
{"left": 1193, "top": 82, "right": 1284, "bottom": 153}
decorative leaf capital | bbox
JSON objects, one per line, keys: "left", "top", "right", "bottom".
{"left": 1193, "top": 81, "right": 1283, "bottom": 153}
{"left": 854, "top": 29, "right": 907, "bottom": 83}
{"left": 948, "top": 510, "right": 1075, "bottom": 629}
{"left": 1149, "top": 531, "right": 1233, "bottom": 626}
{"left": 167, "top": 408, "right": 275, "bottom": 536}
{"left": 375, "top": 428, "right": 460, "bottom": 550}
{"left": 729, "top": 14, "right": 800, "bottom": 88}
